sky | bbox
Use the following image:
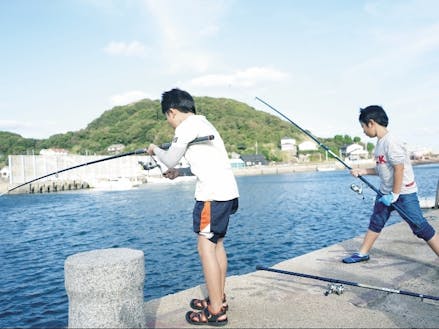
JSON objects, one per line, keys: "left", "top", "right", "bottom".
{"left": 1, "top": 0, "right": 438, "bottom": 152}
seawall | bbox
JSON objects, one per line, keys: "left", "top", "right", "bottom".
{"left": 143, "top": 208, "right": 439, "bottom": 328}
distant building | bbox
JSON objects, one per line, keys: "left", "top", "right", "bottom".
{"left": 410, "top": 147, "right": 432, "bottom": 160}
{"left": 230, "top": 152, "right": 241, "bottom": 159}
{"left": 230, "top": 158, "right": 245, "bottom": 168}
{"left": 39, "top": 148, "right": 69, "bottom": 155}
{"left": 298, "top": 140, "right": 318, "bottom": 151}
{"left": 340, "top": 143, "right": 369, "bottom": 160}
{"left": 280, "top": 137, "right": 296, "bottom": 157}
{"left": 281, "top": 137, "right": 296, "bottom": 151}
{"left": 107, "top": 144, "right": 125, "bottom": 154}
{"left": 240, "top": 154, "right": 268, "bottom": 166}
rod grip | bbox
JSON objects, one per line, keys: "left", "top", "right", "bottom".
{"left": 159, "top": 135, "right": 214, "bottom": 150}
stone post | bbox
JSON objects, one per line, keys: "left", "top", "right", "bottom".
{"left": 64, "top": 248, "right": 145, "bottom": 328}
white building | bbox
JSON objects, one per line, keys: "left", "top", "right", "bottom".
{"left": 107, "top": 144, "right": 125, "bottom": 154}
{"left": 343, "top": 143, "right": 369, "bottom": 160}
{"left": 39, "top": 148, "right": 69, "bottom": 155}
{"left": 280, "top": 137, "right": 296, "bottom": 151}
{"left": 298, "top": 140, "right": 318, "bottom": 151}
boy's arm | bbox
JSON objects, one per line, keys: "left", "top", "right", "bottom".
{"left": 350, "top": 167, "right": 377, "bottom": 177}
{"left": 148, "top": 143, "right": 186, "bottom": 168}
{"left": 378, "top": 163, "right": 403, "bottom": 206}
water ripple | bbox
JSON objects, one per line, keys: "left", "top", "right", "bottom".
{"left": 0, "top": 164, "right": 437, "bottom": 327}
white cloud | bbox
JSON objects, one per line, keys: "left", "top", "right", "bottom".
{"left": 0, "top": 120, "right": 58, "bottom": 139}
{"left": 188, "top": 67, "right": 289, "bottom": 88}
{"left": 109, "top": 90, "right": 151, "bottom": 106}
{"left": 0, "top": 120, "right": 37, "bottom": 130}
{"left": 103, "top": 41, "right": 147, "bottom": 57}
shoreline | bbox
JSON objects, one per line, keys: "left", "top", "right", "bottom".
{"left": 232, "top": 158, "right": 438, "bottom": 177}
{"left": 1, "top": 159, "right": 437, "bottom": 195}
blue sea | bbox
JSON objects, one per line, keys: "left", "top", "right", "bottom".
{"left": 0, "top": 163, "right": 438, "bottom": 328}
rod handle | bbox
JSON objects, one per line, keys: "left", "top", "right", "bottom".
{"left": 159, "top": 135, "right": 214, "bottom": 150}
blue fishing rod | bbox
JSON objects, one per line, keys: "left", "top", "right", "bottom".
{"left": 3, "top": 135, "right": 214, "bottom": 195}
{"left": 255, "top": 97, "right": 421, "bottom": 228}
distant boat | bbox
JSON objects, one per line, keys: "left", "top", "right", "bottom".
{"left": 316, "top": 166, "right": 336, "bottom": 172}
{"left": 419, "top": 197, "right": 438, "bottom": 209}
{"left": 145, "top": 175, "right": 196, "bottom": 185}
{"left": 89, "top": 177, "right": 142, "bottom": 191}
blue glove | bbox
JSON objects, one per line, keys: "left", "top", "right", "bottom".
{"left": 379, "top": 192, "right": 399, "bottom": 206}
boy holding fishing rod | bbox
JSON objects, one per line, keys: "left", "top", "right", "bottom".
{"left": 343, "top": 105, "right": 439, "bottom": 263}
{"left": 148, "top": 88, "right": 239, "bottom": 326}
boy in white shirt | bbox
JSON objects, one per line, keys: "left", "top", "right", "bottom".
{"left": 148, "top": 88, "right": 239, "bottom": 326}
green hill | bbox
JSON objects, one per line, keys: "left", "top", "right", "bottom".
{"left": 0, "top": 96, "right": 365, "bottom": 166}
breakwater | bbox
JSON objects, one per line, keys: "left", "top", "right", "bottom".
{"left": 4, "top": 154, "right": 155, "bottom": 194}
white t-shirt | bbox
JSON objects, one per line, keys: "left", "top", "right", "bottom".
{"left": 374, "top": 132, "right": 417, "bottom": 194}
{"left": 157, "top": 115, "right": 239, "bottom": 201}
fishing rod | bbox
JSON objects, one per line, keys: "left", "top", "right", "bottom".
{"left": 256, "top": 265, "right": 439, "bottom": 301}
{"left": 255, "top": 97, "right": 420, "bottom": 228}
{"left": 4, "top": 135, "right": 214, "bottom": 195}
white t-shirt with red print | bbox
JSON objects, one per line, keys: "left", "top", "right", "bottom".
{"left": 374, "top": 132, "right": 417, "bottom": 195}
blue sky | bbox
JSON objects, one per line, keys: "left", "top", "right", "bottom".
{"left": 1, "top": 0, "right": 438, "bottom": 152}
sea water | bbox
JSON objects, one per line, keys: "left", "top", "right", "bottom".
{"left": 0, "top": 163, "right": 437, "bottom": 327}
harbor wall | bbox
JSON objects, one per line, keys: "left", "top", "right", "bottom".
{"left": 6, "top": 154, "right": 156, "bottom": 193}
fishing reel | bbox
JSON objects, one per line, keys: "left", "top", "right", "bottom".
{"left": 138, "top": 157, "right": 162, "bottom": 173}
{"left": 324, "top": 283, "right": 344, "bottom": 296}
{"left": 350, "top": 183, "right": 365, "bottom": 200}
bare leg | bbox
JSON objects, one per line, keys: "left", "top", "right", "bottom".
{"left": 359, "top": 229, "right": 380, "bottom": 255}
{"left": 197, "top": 236, "right": 226, "bottom": 315}
{"left": 216, "top": 238, "right": 227, "bottom": 297}
{"left": 427, "top": 233, "right": 439, "bottom": 257}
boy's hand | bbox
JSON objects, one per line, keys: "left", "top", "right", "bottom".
{"left": 350, "top": 168, "right": 366, "bottom": 177}
{"left": 379, "top": 192, "right": 400, "bottom": 206}
{"left": 147, "top": 144, "right": 156, "bottom": 155}
{"left": 163, "top": 168, "right": 179, "bottom": 180}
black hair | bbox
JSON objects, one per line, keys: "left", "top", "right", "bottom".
{"left": 161, "top": 88, "right": 196, "bottom": 115}
{"left": 359, "top": 105, "right": 389, "bottom": 127}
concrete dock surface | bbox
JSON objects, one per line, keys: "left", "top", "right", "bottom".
{"left": 144, "top": 209, "right": 439, "bottom": 328}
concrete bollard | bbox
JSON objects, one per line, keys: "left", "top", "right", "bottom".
{"left": 64, "top": 248, "right": 145, "bottom": 328}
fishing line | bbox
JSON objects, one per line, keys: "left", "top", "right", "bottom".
{"left": 256, "top": 265, "right": 439, "bottom": 301}
{"left": 254, "top": 97, "right": 421, "bottom": 228}
{"left": 3, "top": 135, "right": 214, "bottom": 195}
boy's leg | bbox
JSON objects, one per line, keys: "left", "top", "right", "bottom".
{"left": 216, "top": 238, "right": 227, "bottom": 298}
{"left": 359, "top": 229, "right": 380, "bottom": 255}
{"left": 427, "top": 233, "right": 439, "bottom": 257}
{"left": 197, "top": 236, "right": 226, "bottom": 314}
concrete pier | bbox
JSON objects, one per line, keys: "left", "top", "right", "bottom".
{"left": 65, "top": 248, "right": 145, "bottom": 328}
{"left": 143, "top": 209, "right": 439, "bottom": 328}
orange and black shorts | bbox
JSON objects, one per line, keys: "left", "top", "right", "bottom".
{"left": 192, "top": 198, "right": 238, "bottom": 243}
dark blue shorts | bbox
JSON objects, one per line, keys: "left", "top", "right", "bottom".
{"left": 193, "top": 198, "right": 239, "bottom": 244}
{"left": 369, "top": 192, "right": 435, "bottom": 241}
